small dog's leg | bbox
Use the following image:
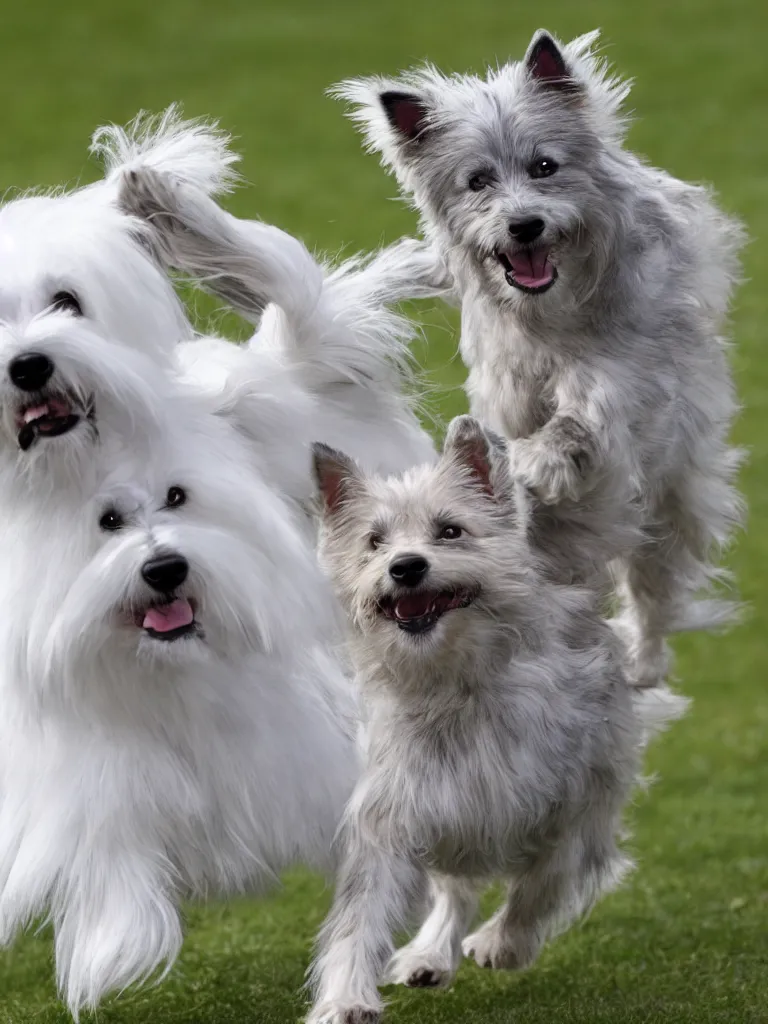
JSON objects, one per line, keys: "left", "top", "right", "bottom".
{"left": 617, "top": 536, "right": 680, "bottom": 689}
{"left": 463, "top": 833, "right": 626, "bottom": 971}
{"left": 307, "top": 838, "right": 425, "bottom": 1024}
{"left": 386, "top": 874, "right": 477, "bottom": 989}
{"left": 511, "top": 415, "right": 600, "bottom": 504}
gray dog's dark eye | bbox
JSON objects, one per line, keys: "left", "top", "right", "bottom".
{"left": 439, "top": 524, "right": 463, "bottom": 540}
{"left": 369, "top": 533, "right": 383, "bottom": 550}
{"left": 468, "top": 171, "right": 495, "bottom": 192}
{"left": 529, "top": 157, "right": 559, "bottom": 179}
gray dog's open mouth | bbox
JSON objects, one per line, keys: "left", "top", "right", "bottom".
{"left": 15, "top": 392, "right": 93, "bottom": 451}
{"left": 378, "top": 588, "right": 478, "bottom": 635}
{"left": 497, "top": 247, "right": 557, "bottom": 294}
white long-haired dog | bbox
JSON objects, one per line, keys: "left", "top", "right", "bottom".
{"left": 307, "top": 415, "right": 687, "bottom": 1024}
{"left": 0, "top": 106, "right": 434, "bottom": 516}
{"left": 114, "top": 146, "right": 437, "bottom": 483}
{"left": 333, "top": 29, "right": 745, "bottom": 686}
{"left": 0, "top": 387, "right": 360, "bottom": 1016}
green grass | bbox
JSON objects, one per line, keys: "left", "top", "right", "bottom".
{"left": 1, "top": 1, "right": 767, "bottom": 1021}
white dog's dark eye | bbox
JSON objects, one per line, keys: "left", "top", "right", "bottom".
{"left": 529, "top": 158, "right": 559, "bottom": 179}
{"left": 51, "top": 291, "right": 83, "bottom": 316}
{"left": 468, "top": 171, "right": 495, "bottom": 192}
{"left": 369, "top": 533, "right": 383, "bottom": 550}
{"left": 165, "top": 486, "right": 187, "bottom": 509}
{"left": 439, "top": 524, "right": 463, "bottom": 540}
{"left": 99, "top": 508, "right": 124, "bottom": 532}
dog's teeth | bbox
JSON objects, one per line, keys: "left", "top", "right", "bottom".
{"left": 23, "top": 404, "right": 49, "bottom": 424}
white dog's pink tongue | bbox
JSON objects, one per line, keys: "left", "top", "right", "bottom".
{"left": 143, "top": 599, "right": 194, "bottom": 633}
{"left": 507, "top": 247, "right": 554, "bottom": 288}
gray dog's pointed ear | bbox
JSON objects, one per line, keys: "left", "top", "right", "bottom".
{"left": 312, "top": 443, "right": 364, "bottom": 516}
{"left": 524, "top": 30, "right": 580, "bottom": 94}
{"left": 443, "top": 416, "right": 516, "bottom": 502}
{"left": 379, "top": 91, "right": 431, "bottom": 143}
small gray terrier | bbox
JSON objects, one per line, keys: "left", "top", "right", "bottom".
{"left": 333, "top": 28, "right": 745, "bottom": 687}
{"left": 307, "top": 415, "right": 686, "bottom": 1024}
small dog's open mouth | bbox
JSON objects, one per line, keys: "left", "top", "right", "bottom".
{"left": 15, "top": 392, "right": 92, "bottom": 451}
{"left": 378, "top": 588, "right": 477, "bottom": 635}
{"left": 137, "top": 598, "right": 199, "bottom": 642}
{"left": 497, "top": 247, "right": 557, "bottom": 294}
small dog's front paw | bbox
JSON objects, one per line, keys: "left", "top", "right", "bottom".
{"left": 462, "top": 920, "right": 540, "bottom": 971}
{"left": 386, "top": 944, "right": 456, "bottom": 989}
{"left": 306, "top": 1002, "right": 382, "bottom": 1024}
{"left": 511, "top": 417, "right": 596, "bottom": 504}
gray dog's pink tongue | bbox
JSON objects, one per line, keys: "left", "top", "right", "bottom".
{"left": 143, "top": 599, "right": 194, "bottom": 633}
{"left": 506, "top": 247, "right": 554, "bottom": 289}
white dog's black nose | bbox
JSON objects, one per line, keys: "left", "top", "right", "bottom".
{"left": 142, "top": 555, "right": 189, "bottom": 593}
{"left": 508, "top": 218, "right": 545, "bottom": 244}
{"left": 9, "top": 352, "right": 54, "bottom": 391}
{"left": 389, "top": 555, "right": 429, "bottom": 588}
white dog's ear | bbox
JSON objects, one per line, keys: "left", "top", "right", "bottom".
{"left": 312, "top": 443, "right": 365, "bottom": 517}
{"left": 524, "top": 30, "right": 581, "bottom": 94}
{"left": 443, "top": 416, "right": 517, "bottom": 506}
{"left": 91, "top": 104, "right": 240, "bottom": 198}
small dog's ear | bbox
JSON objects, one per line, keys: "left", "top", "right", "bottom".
{"left": 380, "top": 91, "right": 430, "bottom": 143}
{"left": 443, "top": 416, "right": 498, "bottom": 497}
{"left": 444, "top": 416, "right": 520, "bottom": 510}
{"left": 313, "top": 443, "right": 363, "bottom": 516}
{"left": 524, "top": 30, "right": 580, "bottom": 94}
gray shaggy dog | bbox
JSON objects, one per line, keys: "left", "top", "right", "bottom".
{"left": 307, "top": 416, "right": 686, "bottom": 1024}
{"left": 332, "top": 28, "right": 745, "bottom": 687}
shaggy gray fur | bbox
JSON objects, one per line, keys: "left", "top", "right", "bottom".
{"left": 333, "top": 28, "right": 745, "bottom": 686}
{"left": 306, "top": 416, "right": 686, "bottom": 1023}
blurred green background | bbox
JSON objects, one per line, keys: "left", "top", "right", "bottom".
{"left": 1, "top": 1, "right": 766, "bottom": 1022}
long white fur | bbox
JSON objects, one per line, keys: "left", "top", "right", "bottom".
{"left": 114, "top": 151, "right": 436, "bottom": 478}
{"left": 0, "top": 381, "right": 360, "bottom": 1016}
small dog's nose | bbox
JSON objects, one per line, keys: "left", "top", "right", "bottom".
{"left": 8, "top": 352, "right": 54, "bottom": 392}
{"left": 141, "top": 554, "right": 189, "bottom": 593}
{"left": 508, "top": 218, "right": 545, "bottom": 245}
{"left": 389, "top": 555, "right": 429, "bottom": 588}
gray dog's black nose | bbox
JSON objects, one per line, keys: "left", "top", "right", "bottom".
{"left": 389, "top": 555, "right": 429, "bottom": 588}
{"left": 8, "top": 352, "right": 54, "bottom": 392}
{"left": 142, "top": 555, "right": 189, "bottom": 593}
{"left": 508, "top": 218, "right": 545, "bottom": 244}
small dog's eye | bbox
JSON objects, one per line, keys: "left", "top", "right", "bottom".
{"left": 468, "top": 171, "right": 495, "bottom": 192}
{"left": 529, "top": 157, "right": 559, "bottom": 180}
{"left": 51, "top": 291, "right": 83, "bottom": 317}
{"left": 165, "top": 486, "right": 187, "bottom": 509}
{"left": 99, "top": 508, "right": 124, "bottom": 532}
{"left": 369, "top": 534, "right": 383, "bottom": 551}
{"left": 439, "top": 524, "right": 463, "bottom": 540}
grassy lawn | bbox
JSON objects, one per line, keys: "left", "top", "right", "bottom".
{"left": 1, "top": 0, "right": 767, "bottom": 1021}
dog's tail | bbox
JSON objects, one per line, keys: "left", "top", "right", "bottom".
{"left": 117, "top": 159, "right": 325, "bottom": 330}
{"left": 118, "top": 159, "right": 440, "bottom": 470}
{"left": 255, "top": 237, "right": 447, "bottom": 395}
{"left": 251, "top": 242, "right": 440, "bottom": 471}
{"left": 92, "top": 104, "right": 240, "bottom": 200}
